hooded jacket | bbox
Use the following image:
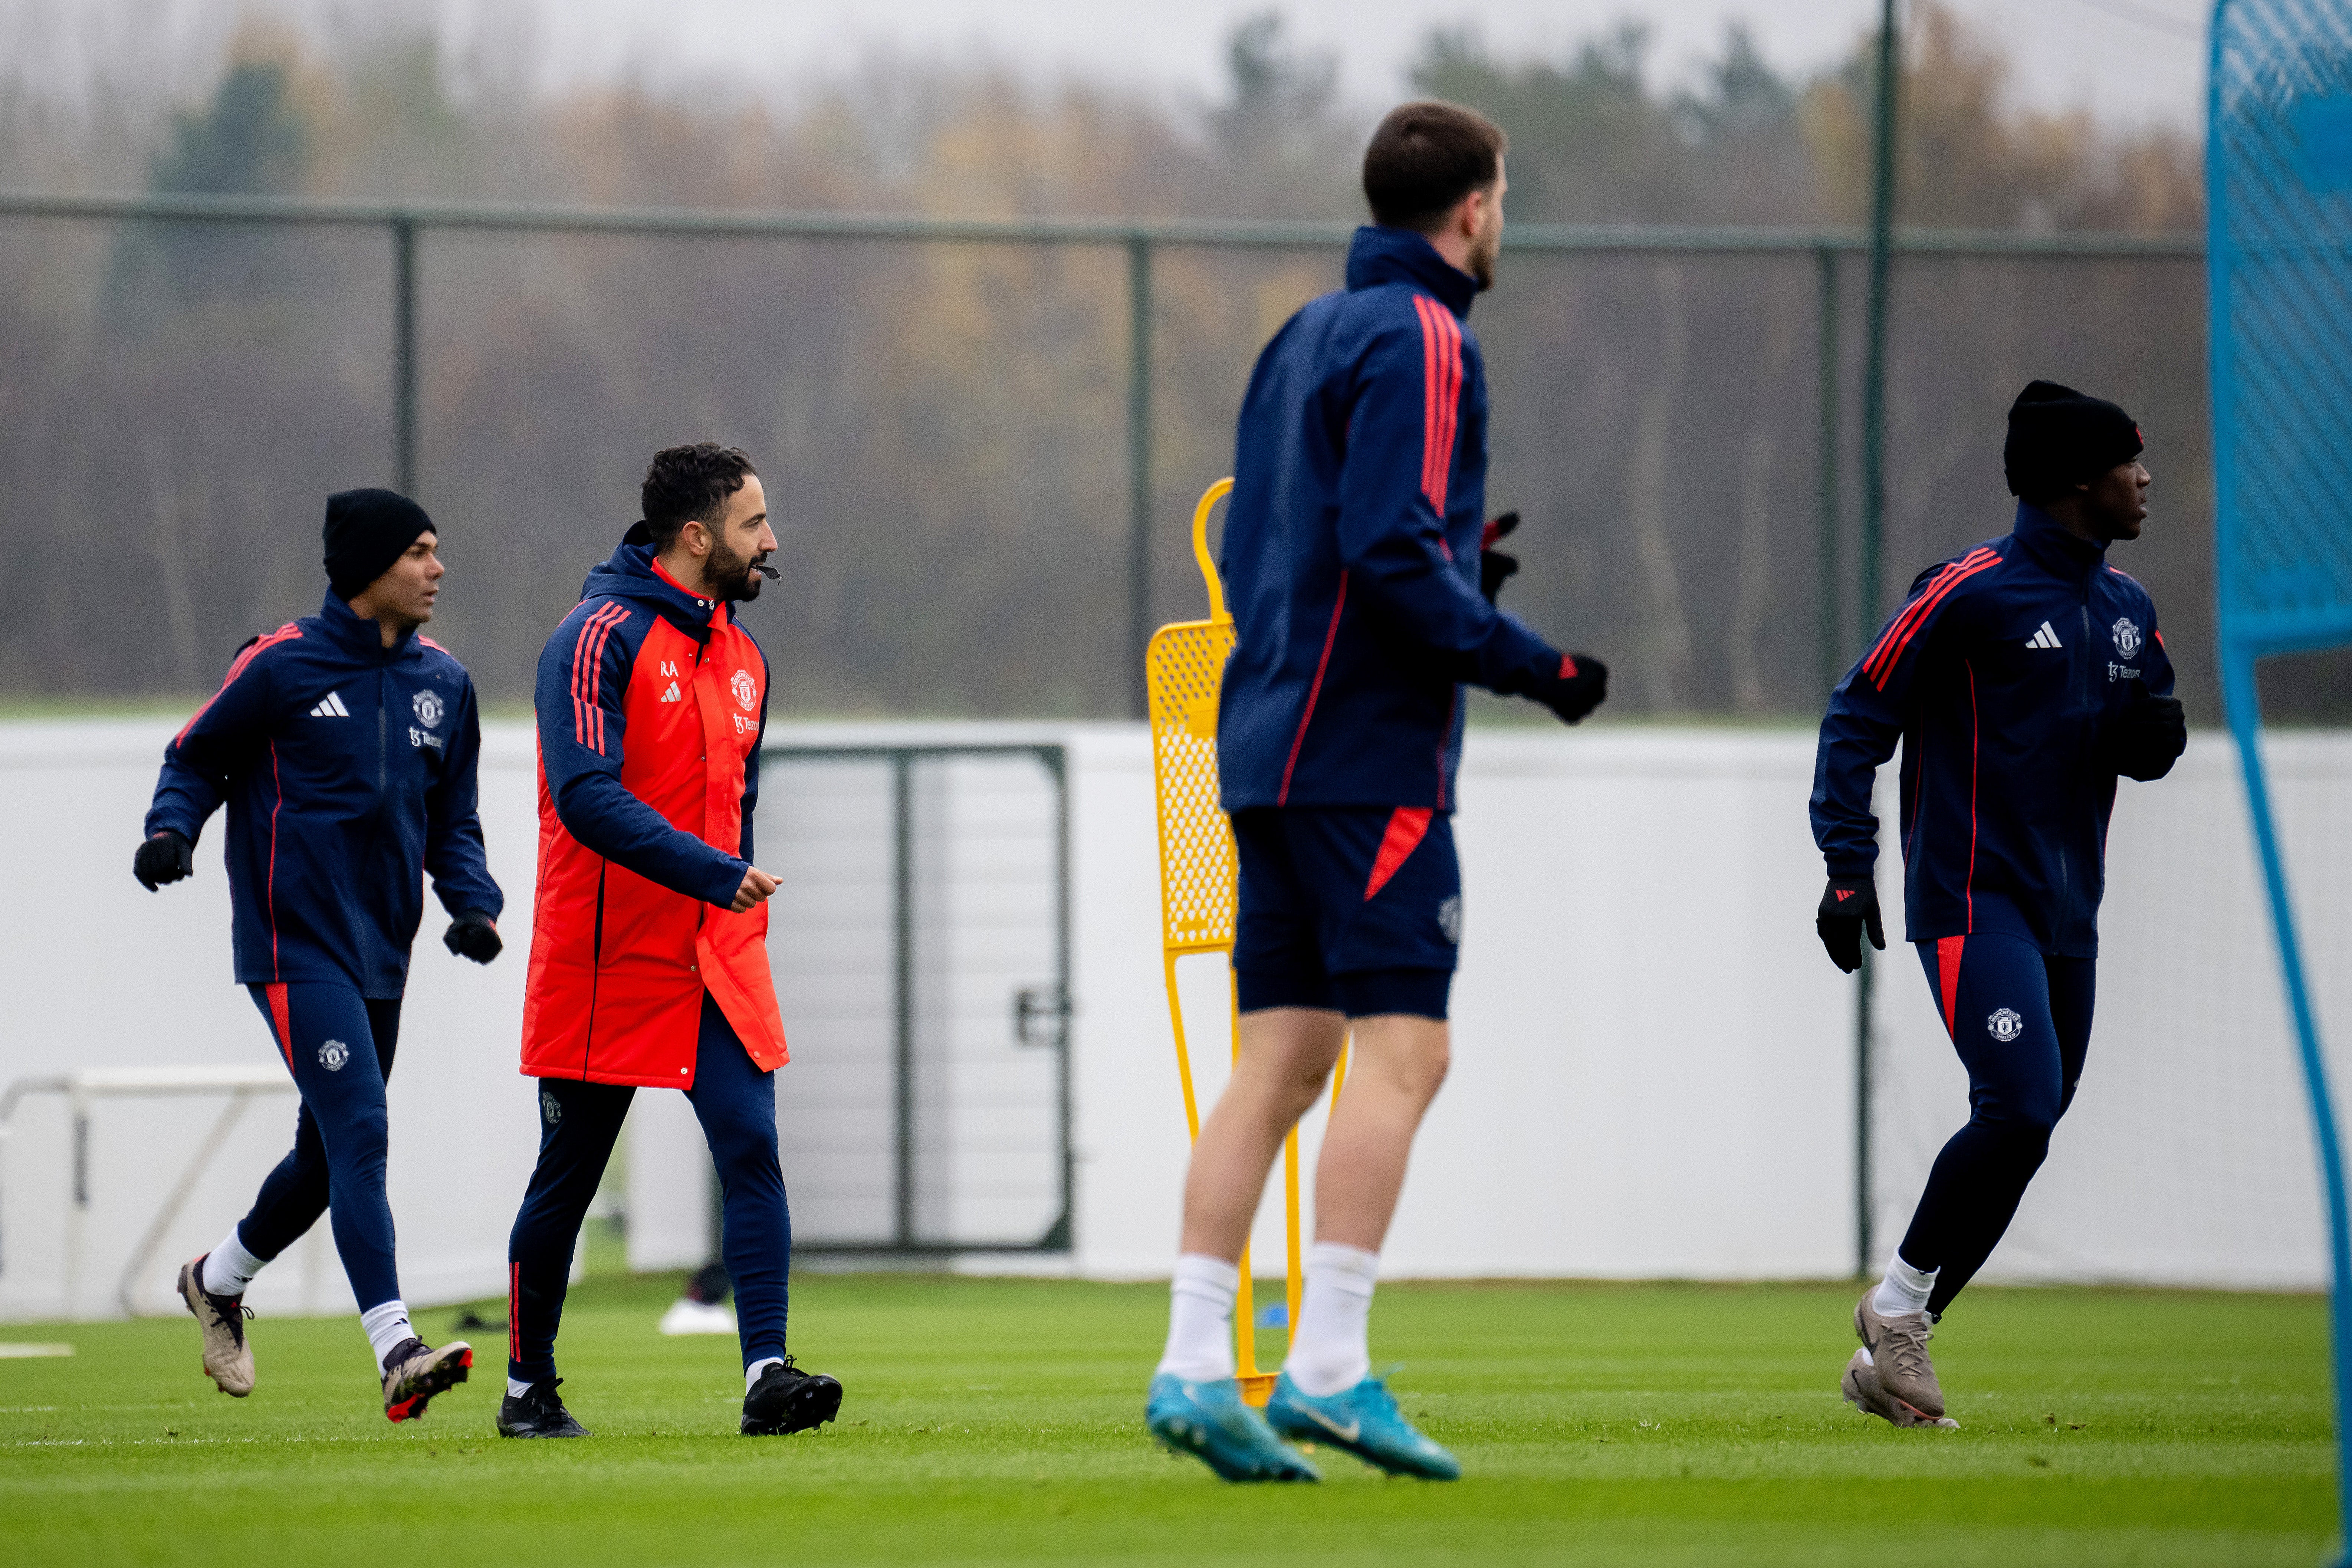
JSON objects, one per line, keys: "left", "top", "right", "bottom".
{"left": 1811, "top": 502, "right": 2178, "bottom": 957}
{"left": 1216, "top": 225, "right": 1570, "bottom": 813}
{"left": 144, "top": 591, "right": 501, "bottom": 997}
{"left": 521, "top": 527, "right": 788, "bottom": 1088}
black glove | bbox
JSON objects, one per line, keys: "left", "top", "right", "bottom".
{"left": 443, "top": 910, "right": 502, "bottom": 964}
{"left": 1529, "top": 652, "right": 1608, "bottom": 725}
{"left": 132, "top": 830, "right": 193, "bottom": 891}
{"left": 1479, "top": 512, "right": 1521, "bottom": 605}
{"left": 2108, "top": 690, "right": 2186, "bottom": 782}
{"left": 1816, "top": 876, "right": 1884, "bottom": 974}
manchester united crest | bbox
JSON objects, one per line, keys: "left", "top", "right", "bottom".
{"left": 412, "top": 688, "right": 444, "bottom": 729}
{"left": 2111, "top": 617, "right": 2142, "bottom": 659}
{"left": 1987, "top": 1007, "right": 2024, "bottom": 1043}
{"left": 731, "top": 669, "right": 758, "bottom": 710}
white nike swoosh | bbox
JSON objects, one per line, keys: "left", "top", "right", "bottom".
{"left": 1296, "top": 1405, "right": 1360, "bottom": 1443}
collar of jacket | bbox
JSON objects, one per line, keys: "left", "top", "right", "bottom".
{"left": 582, "top": 523, "right": 725, "bottom": 641}
{"left": 1346, "top": 225, "right": 1478, "bottom": 319}
{"left": 316, "top": 588, "right": 419, "bottom": 661}
{"left": 2010, "top": 500, "right": 2109, "bottom": 585}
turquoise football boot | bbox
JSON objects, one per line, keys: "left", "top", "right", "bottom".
{"left": 1264, "top": 1371, "right": 1460, "bottom": 1479}
{"left": 1146, "top": 1374, "right": 1320, "bottom": 1482}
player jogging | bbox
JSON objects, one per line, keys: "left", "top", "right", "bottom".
{"left": 497, "top": 443, "right": 841, "bottom": 1441}
{"left": 1811, "top": 381, "right": 2187, "bottom": 1427}
{"left": 1144, "top": 102, "right": 1609, "bottom": 1483}
{"left": 141, "top": 489, "right": 503, "bottom": 1422}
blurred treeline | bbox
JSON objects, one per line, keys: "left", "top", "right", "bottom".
{"left": 0, "top": 5, "right": 2294, "bottom": 719}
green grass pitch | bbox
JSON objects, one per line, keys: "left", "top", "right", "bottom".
{"left": 0, "top": 1272, "right": 2336, "bottom": 1566}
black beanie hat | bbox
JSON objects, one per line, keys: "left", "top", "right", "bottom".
{"left": 2003, "top": 380, "right": 2144, "bottom": 499}
{"left": 323, "top": 489, "right": 436, "bottom": 598}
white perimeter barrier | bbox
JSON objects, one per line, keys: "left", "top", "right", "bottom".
{"left": 0, "top": 718, "right": 2342, "bottom": 1319}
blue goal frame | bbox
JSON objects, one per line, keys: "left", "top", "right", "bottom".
{"left": 2208, "top": 1, "right": 2352, "bottom": 1558}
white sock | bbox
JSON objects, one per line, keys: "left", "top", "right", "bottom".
{"left": 201, "top": 1227, "right": 267, "bottom": 1298}
{"left": 1283, "top": 1242, "right": 1379, "bottom": 1397}
{"left": 361, "top": 1300, "right": 415, "bottom": 1367}
{"left": 507, "top": 1377, "right": 534, "bottom": 1398}
{"left": 746, "top": 1357, "right": 784, "bottom": 1392}
{"left": 1873, "top": 1254, "right": 1938, "bottom": 1318}
{"left": 1154, "top": 1253, "right": 1239, "bottom": 1381}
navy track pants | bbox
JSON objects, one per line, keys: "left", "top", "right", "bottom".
{"left": 240, "top": 983, "right": 403, "bottom": 1312}
{"left": 1897, "top": 933, "right": 2096, "bottom": 1316}
{"left": 506, "top": 992, "right": 791, "bottom": 1383}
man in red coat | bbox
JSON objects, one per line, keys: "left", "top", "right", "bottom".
{"left": 498, "top": 443, "right": 840, "bottom": 1440}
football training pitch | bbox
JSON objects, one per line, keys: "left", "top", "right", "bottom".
{"left": 1, "top": 1273, "right": 2335, "bottom": 1566}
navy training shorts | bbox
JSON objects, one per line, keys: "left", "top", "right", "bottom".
{"left": 1230, "top": 805, "right": 1459, "bottom": 1020}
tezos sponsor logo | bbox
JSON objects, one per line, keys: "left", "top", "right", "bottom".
{"left": 411, "top": 688, "right": 444, "bottom": 729}
{"left": 1987, "top": 1007, "right": 2024, "bottom": 1043}
{"left": 1438, "top": 895, "right": 1463, "bottom": 944}
{"left": 732, "top": 669, "right": 758, "bottom": 710}
{"left": 2111, "top": 617, "right": 2142, "bottom": 658}
{"left": 318, "top": 1038, "right": 351, "bottom": 1071}
{"left": 541, "top": 1088, "right": 562, "bottom": 1126}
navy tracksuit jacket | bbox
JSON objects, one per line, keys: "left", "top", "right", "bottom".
{"left": 1217, "top": 225, "right": 1570, "bottom": 812}
{"left": 1810, "top": 502, "right": 2176, "bottom": 957}
{"left": 145, "top": 591, "right": 503, "bottom": 996}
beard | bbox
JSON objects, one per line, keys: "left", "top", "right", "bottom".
{"left": 1469, "top": 221, "right": 1500, "bottom": 292}
{"left": 705, "top": 534, "right": 766, "bottom": 602}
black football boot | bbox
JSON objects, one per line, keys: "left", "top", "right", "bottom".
{"left": 498, "top": 1377, "right": 591, "bottom": 1438}
{"left": 740, "top": 1355, "right": 844, "bottom": 1435}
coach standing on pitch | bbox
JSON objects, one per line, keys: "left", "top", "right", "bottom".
{"left": 1811, "top": 381, "right": 2186, "bottom": 1429}
{"left": 140, "top": 489, "right": 502, "bottom": 1423}
{"left": 498, "top": 443, "right": 840, "bottom": 1441}
{"left": 1144, "top": 102, "right": 1608, "bottom": 1483}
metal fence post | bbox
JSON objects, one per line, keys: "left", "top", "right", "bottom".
{"left": 892, "top": 749, "right": 915, "bottom": 1252}
{"left": 392, "top": 215, "right": 418, "bottom": 498}
{"left": 1128, "top": 235, "right": 1153, "bottom": 720}
{"left": 1816, "top": 245, "right": 1842, "bottom": 698}
{"left": 1853, "top": 0, "right": 1902, "bottom": 1283}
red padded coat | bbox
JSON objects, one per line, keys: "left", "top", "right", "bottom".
{"left": 520, "top": 533, "right": 788, "bottom": 1087}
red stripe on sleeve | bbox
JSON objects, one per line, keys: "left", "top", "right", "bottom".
{"left": 1866, "top": 552, "right": 2003, "bottom": 690}
{"left": 1433, "top": 309, "right": 1461, "bottom": 516}
{"left": 584, "top": 606, "right": 626, "bottom": 753}
{"left": 1414, "top": 297, "right": 1443, "bottom": 508}
{"left": 174, "top": 625, "right": 302, "bottom": 745}
{"left": 1861, "top": 549, "right": 1993, "bottom": 684}
{"left": 567, "top": 604, "right": 606, "bottom": 749}
{"left": 569, "top": 603, "right": 626, "bottom": 756}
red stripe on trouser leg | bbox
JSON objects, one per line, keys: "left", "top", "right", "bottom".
{"left": 510, "top": 1262, "right": 522, "bottom": 1368}
{"left": 1937, "top": 936, "right": 1965, "bottom": 1038}
{"left": 1364, "top": 807, "right": 1434, "bottom": 901}
{"left": 266, "top": 983, "right": 294, "bottom": 1070}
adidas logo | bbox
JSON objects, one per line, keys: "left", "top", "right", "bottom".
{"left": 2024, "top": 621, "right": 2063, "bottom": 650}
{"left": 660, "top": 682, "right": 682, "bottom": 703}
{"left": 309, "top": 691, "right": 352, "bottom": 718}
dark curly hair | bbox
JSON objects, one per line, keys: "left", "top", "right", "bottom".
{"left": 640, "top": 443, "right": 759, "bottom": 549}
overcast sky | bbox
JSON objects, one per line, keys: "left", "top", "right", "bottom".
{"left": 11, "top": 0, "right": 2213, "bottom": 131}
{"left": 492, "top": 0, "right": 2209, "bottom": 128}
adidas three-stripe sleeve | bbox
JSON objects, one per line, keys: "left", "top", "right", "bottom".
{"left": 1333, "top": 317, "right": 1561, "bottom": 695}
{"left": 1809, "top": 554, "right": 1989, "bottom": 879}
{"left": 533, "top": 598, "right": 748, "bottom": 908}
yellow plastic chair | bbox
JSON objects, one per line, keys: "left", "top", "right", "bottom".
{"left": 1146, "top": 477, "right": 1346, "bottom": 1406}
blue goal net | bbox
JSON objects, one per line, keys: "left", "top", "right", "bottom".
{"left": 2209, "top": 0, "right": 2352, "bottom": 1554}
